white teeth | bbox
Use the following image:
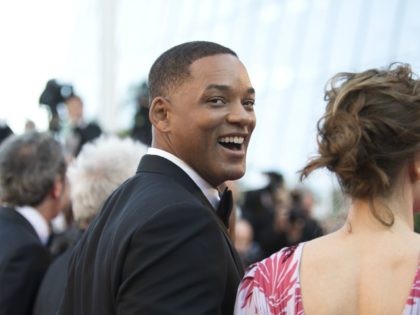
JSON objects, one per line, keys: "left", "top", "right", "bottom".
{"left": 218, "top": 136, "right": 244, "bottom": 144}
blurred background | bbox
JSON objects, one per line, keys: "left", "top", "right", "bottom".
{"left": 1, "top": 0, "right": 419, "bottom": 220}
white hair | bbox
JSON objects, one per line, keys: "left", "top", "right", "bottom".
{"left": 67, "top": 135, "right": 147, "bottom": 227}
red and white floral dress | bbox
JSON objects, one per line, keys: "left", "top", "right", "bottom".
{"left": 234, "top": 243, "right": 420, "bottom": 315}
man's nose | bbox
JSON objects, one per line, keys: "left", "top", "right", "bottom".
{"left": 226, "top": 101, "right": 256, "bottom": 127}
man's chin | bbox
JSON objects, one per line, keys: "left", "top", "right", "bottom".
{"left": 224, "top": 167, "right": 246, "bottom": 182}
{"left": 208, "top": 164, "right": 246, "bottom": 186}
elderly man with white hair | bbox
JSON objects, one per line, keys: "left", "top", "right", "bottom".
{"left": 33, "top": 136, "right": 147, "bottom": 315}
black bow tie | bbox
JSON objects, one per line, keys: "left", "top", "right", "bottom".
{"left": 216, "top": 188, "right": 233, "bottom": 228}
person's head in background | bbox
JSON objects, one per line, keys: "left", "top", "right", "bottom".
{"left": 290, "top": 187, "right": 315, "bottom": 217}
{"left": 131, "top": 81, "right": 152, "bottom": 146}
{"left": 25, "top": 120, "right": 36, "bottom": 133}
{"left": 264, "top": 171, "right": 284, "bottom": 192}
{"left": 301, "top": 63, "right": 420, "bottom": 228}
{"left": 64, "top": 95, "right": 84, "bottom": 124}
{"left": 0, "top": 132, "right": 68, "bottom": 222}
{"left": 234, "top": 218, "right": 254, "bottom": 254}
{"left": 67, "top": 136, "right": 147, "bottom": 229}
{"left": 148, "top": 41, "right": 256, "bottom": 188}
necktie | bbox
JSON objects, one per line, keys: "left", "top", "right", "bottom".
{"left": 217, "top": 188, "right": 233, "bottom": 228}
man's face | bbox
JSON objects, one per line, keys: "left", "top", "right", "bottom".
{"left": 66, "top": 97, "right": 84, "bottom": 122}
{"left": 166, "top": 54, "right": 256, "bottom": 187}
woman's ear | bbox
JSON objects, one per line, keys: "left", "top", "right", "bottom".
{"left": 149, "top": 97, "right": 171, "bottom": 132}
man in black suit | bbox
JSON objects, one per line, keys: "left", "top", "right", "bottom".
{"left": 0, "top": 132, "right": 68, "bottom": 315}
{"left": 59, "top": 41, "right": 256, "bottom": 314}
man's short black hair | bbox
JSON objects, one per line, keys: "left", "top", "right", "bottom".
{"left": 148, "top": 41, "right": 238, "bottom": 102}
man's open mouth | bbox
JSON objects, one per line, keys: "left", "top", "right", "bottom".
{"left": 218, "top": 136, "right": 244, "bottom": 151}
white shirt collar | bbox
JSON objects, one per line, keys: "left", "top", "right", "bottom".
{"left": 15, "top": 205, "right": 50, "bottom": 245}
{"left": 147, "top": 148, "right": 220, "bottom": 208}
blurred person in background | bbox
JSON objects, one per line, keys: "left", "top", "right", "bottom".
{"left": 39, "top": 79, "right": 102, "bottom": 158}
{"left": 0, "top": 119, "right": 13, "bottom": 145}
{"left": 48, "top": 201, "right": 77, "bottom": 258}
{"left": 33, "top": 136, "right": 146, "bottom": 315}
{"left": 25, "top": 119, "right": 37, "bottom": 133}
{"left": 235, "top": 218, "right": 264, "bottom": 268}
{"left": 225, "top": 180, "right": 245, "bottom": 240}
{"left": 130, "top": 80, "right": 152, "bottom": 146}
{"left": 60, "top": 94, "right": 102, "bottom": 157}
{"left": 241, "top": 171, "right": 285, "bottom": 252}
{"left": 258, "top": 201, "right": 291, "bottom": 257}
{"left": 288, "top": 187, "right": 324, "bottom": 243}
{"left": 235, "top": 63, "right": 420, "bottom": 314}
{"left": 0, "top": 132, "right": 68, "bottom": 315}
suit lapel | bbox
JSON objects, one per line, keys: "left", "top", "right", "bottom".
{"left": 137, "top": 155, "right": 244, "bottom": 276}
{"left": 138, "top": 155, "right": 212, "bottom": 208}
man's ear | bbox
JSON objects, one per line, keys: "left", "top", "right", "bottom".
{"left": 50, "top": 176, "right": 64, "bottom": 199}
{"left": 149, "top": 96, "right": 171, "bottom": 132}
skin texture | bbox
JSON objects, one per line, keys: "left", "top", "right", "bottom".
{"left": 413, "top": 154, "right": 420, "bottom": 213}
{"left": 300, "top": 157, "right": 420, "bottom": 315}
{"left": 150, "top": 53, "right": 256, "bottom": 187}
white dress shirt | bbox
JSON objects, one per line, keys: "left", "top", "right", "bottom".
{"left": 16, "top": 205, "right": 50, "bottom": 245}
{"left": 147, "top": 148, "right": 220, "bottom": 208}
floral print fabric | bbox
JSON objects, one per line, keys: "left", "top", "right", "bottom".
{"left": 235, "top": 243, "right": 420, "bottom": 315}
{"left": 234, "top": 244, "right": 304, "bottom": 315}
{"left": 404, "top": 261, "right": 420, "bottom": 315}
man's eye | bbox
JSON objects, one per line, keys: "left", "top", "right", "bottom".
{"left": 208, "top": 98, "right": 226, "bottom": 105}
{"left": 243, "top": 99, "right": 255, "bottom": 108}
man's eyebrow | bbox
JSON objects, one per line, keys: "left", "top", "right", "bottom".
{"left": 205, "top": 84, "right": 256, "bottom": 95}
{"left": 205, "top": 84, "right": 231, "bottom": 92}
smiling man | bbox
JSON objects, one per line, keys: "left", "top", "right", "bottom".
{"left": 59, "top": 41, "right": 256, "bottom": 315}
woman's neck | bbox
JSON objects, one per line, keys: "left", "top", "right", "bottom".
{"left": 344, "top": 196, "right": 413, "bottom": 235}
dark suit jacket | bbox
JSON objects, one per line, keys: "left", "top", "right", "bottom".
{"left": 33, "top": 228, "right": 83, "bottom": 315}
{"left": 59, "top": 155, "right": 244, "bottom": 315}
{"left": 0, "top": 206, "right": 51, "bottom": 315}
{"left": 33, "top": 248, "right": 72, "bottom": 315}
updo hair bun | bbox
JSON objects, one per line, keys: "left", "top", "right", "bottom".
{"left": 301, "top": 63, "right": 420, "bottom": 200}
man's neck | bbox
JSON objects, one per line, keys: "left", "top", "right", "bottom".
{"left": 147, "top": 148, "right": 220, "bottom": 208}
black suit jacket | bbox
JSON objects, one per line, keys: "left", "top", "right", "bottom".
{"left": 59, "top": 155, "right": 244, "bottom": 315}
{"left": 0, "top": 206, "right": 51, "bottom": 315}
{"left": 33, "top": 228, "right": 83, "bottom": 315}
{"left": 33, "top": 248, "right": 73, "bottom": 315}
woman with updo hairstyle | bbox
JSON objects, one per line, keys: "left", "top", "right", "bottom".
{"left": 235, "top": 63, "right": 420, "bottom": 315}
